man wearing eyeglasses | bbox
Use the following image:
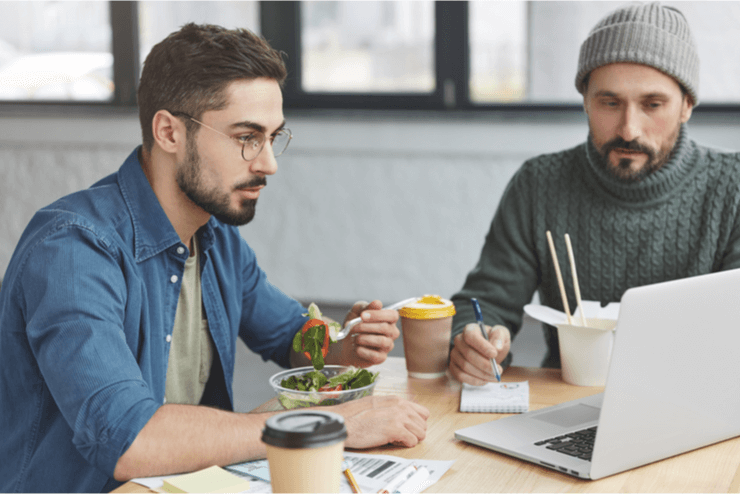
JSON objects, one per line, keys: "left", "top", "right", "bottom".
{"left": 449, "top": 2, "right": 740, "bottom": 385}
{"left": 0, "top": 24, "right": 428, "bottom": 493}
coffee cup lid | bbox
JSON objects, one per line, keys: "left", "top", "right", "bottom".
{"left": 262, "top": 410, "right": 347, "bottom": 449}
{"left": 398, "top": 294, "right": 456, "bottom": 320}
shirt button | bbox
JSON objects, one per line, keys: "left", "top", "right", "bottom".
{"left": 163, "top": 397, "right": 167, "bottom": 404}
{"left": 166, "top": 334, "right": 172, "bottom": 343}
{"left": 177, "top": 246, "right": 185, "bottom": 255}
{"left": 170, "top": 275, "right": 178, "bottom": 283}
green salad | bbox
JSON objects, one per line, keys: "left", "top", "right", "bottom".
{"left": 280, "top": 367, "right": 378, "bottom": 392}
{"left": 277, "top": 367, "right": 378, "bottom": 409}
{"left": 279, "top": 304, "right": 379, "bottom": 408}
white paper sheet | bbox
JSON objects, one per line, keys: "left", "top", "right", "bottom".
{"left": 131, "top": 452, "right": 455, "bottom": 493}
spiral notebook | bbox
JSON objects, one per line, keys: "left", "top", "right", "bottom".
{"left": 459, "top": 381, "right": 529, "bottom": 413}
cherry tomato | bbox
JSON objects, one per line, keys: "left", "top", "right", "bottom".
{"left": 301, "top": 318, "right": 330, "bottom": 360}
{"left": 318, "top": 384, "right": 343, "bottom": 392}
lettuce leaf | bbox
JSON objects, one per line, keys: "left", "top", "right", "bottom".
{"left": 327, "top": 368, "right": 378, "bottom": 390}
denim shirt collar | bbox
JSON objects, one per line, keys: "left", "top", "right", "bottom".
{"left": 117, "top": 146, "right": 218, "bottom": 262}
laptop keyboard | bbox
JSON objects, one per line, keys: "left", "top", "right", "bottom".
{"left": 534, "top": 426, "right": 597, "bottom": 461}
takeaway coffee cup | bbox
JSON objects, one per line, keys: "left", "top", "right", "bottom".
{"left": 262, "top": 410, "right": 347, "bottom": 493}
{"left": 398, "top": 295, "right": 456, "bottom": 379}
{"left": 556, "top": 318, "right": 617, "bottom": 386}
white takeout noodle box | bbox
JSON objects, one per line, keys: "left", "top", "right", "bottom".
{"left": 523, "top": 301, "right": 621, "bottom": 387}
{"left": 524, "top": 301, "right": 620, "bottom": 326}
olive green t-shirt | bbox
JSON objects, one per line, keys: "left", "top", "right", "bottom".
{"left": 165, "top": 237, "right": 214, "bottom": 405}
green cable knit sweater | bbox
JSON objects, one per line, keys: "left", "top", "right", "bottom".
{"left": 451, "top": 124, "right": 740, "bottom": 368}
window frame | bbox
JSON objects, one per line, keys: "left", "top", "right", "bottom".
{"left": 0, "top": 1, "right": 138, "bottom": 113}
{"left": 261, "top": 1, "right": 469, "bottom": 111}
{"left": 0, "top": 0, "right": 737, "bottom": 114}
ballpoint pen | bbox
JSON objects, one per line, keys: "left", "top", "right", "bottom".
{"left": 470, "top": 298, "right": 501, "bottom": 382}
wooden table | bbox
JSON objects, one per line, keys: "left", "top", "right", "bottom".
{"left": 116, "top": 357, "right": 740, "bottom": 492}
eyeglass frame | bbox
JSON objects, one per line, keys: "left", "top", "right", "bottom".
{"left": 167, "top": 110, "right": 292, "bottom": 161}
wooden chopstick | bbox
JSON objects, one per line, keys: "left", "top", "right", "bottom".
{"left": 564, "top": 234, "right": 587, "bottom": 327}
{"left": 546, "top": 230, "right": 573, "bottom": 325}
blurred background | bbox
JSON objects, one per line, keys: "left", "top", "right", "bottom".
{"left": 1, "top": 1, "right": 739, "bottom": 409}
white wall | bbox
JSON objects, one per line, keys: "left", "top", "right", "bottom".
{"left": 1, "top": 110, "right": 738, "bottom": 304}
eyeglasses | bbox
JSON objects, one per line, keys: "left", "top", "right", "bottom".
{"left": 169, "top": 111, "right": 292, "bottom": 161}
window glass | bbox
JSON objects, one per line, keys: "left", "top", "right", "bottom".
{"left": 678, "top": 1, "right": 740, "bottom": 103}
{"left": 138, "top": 1, "right": 260, "bottom": 70}
{"left": 469, "top": 1, "right": 527, "bottom": 103}
{"left": 471, "top": 1, "right": 740, "bottom": 105}
{"left": 526, "top": 1, "right": 623, "bottom": 103}
{"left": 301, "top": 1, "right": 434, "bottom": 93}
{"left": 0, "top": 1, "right": 112, "bottom": 101}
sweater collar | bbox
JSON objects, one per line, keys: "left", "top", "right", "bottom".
{"left": 584, "top": 123, "right": 697, "bottom": 203}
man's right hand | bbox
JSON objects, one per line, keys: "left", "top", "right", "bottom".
{"left": 114, "top": 395, "right": 429, "bottom": 482}
{"left": 449, "top": 323, "right": 511, "bottom": 385}
{"left": 330, "top": 395, "right": 430, "bottom": 449}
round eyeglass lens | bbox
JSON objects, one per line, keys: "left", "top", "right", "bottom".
{"left": 241, "top": 135, "right": 264, "bottom": 161}
{"left": 272, "top": 130, "right": 292, "bottom": 157}
{"left": 241, "top": 130, "right": 292, "bottom": 160}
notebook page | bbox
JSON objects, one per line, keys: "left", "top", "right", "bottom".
{"left": 460, "top": 381, "right": 529, "bottom": 413}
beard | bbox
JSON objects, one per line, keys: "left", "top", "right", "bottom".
{"left": 592, "top": 121, "right": 681, "bottom": 183}
{"left": 176, "top": 138, "right": 265, "bottom": 226}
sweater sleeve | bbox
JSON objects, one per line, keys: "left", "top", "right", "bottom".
{"left": 450, "top": 164, "right": 541, "bottom": 360}
{"left": 718, "top": 156, "right": 740, "bottom": 271}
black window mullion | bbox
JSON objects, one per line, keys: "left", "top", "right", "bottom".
{"left": 260, "top": 1, "right": 302, "bottom": 103}
{"left": 110, "top": 1, "right": 140, "bottom": 107}
{"left": 435, "top": 1, "right": 469, "bottom": 109}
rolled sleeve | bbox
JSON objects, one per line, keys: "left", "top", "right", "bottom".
{"left": 21, "top": 221, "right": 159, "bottom": 476}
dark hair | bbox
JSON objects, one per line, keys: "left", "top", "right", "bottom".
{"left": 138, "top": 23, "right": 287, "bottom": 151}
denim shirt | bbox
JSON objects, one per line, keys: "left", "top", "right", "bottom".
{"left": 0, "top": 148, "right": 308, "bottom": 493}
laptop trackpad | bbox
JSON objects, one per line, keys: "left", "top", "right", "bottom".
{"left": 533, "top": 404, "right": 601, "bottom": 428}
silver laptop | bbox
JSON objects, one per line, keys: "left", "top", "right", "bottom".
{"left": 454, "top": 268, "right": 740, "bottom": 480}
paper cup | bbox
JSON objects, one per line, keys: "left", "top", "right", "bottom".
{"left": 557, "top": 318, "right": 617, "bottom": 387}
{"left": 262, "top": 410, "right": 346, "bottom": 493}
{"left": 399, "top": 295, "right": 455, "bottom": 379}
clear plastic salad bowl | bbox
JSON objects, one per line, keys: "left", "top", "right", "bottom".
{"left": 269, "top": 365, "right": 378, "bottom": 410}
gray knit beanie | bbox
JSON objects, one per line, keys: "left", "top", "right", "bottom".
{"left": 575, "top": 2, "right": 699, "bottom": 105}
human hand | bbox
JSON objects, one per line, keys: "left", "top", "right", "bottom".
{"left": 331, "top": 395, "right": 429, "bottom": 449}
{"left": 336, "top": 300, "right": 401, "bottom": 368}
{"left": 449, "top": 323, "right": 511, "bottom": 385}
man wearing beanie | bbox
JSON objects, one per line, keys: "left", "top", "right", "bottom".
{"left": 449, "top": 2, "right": 740, "bottom": 384}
